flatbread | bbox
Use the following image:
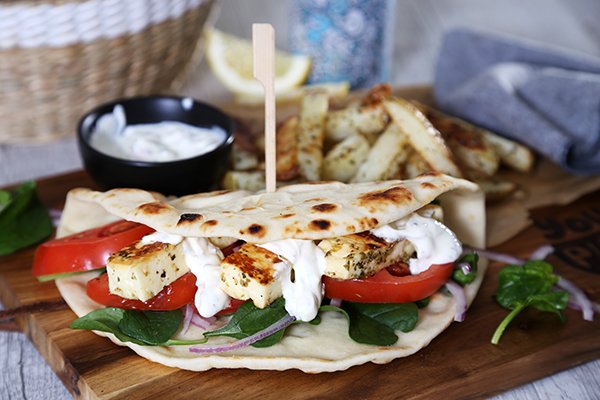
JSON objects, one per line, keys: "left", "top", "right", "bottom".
{"left": 60, "top": 173, "right": 479, "bottom": 243}
{"left": 55, "top": 174, "right": 486, "bottom": 373}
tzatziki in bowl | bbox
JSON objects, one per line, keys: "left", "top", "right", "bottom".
{"left": 77, "top": 96, "right": 234, "bottom": 196}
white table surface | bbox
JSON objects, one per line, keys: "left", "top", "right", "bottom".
{"left": 1, "top": 0, "right": 599, "bottom": 399}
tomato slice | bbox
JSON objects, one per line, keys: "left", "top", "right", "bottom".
{"left": 87, "top": 272, "right": 245, "bottom": 314}
{"left": 32, "top": 220, "right": 154, "bottom": 278}
{"left": 323, "top": 262, "right": 454, "bottom": 303}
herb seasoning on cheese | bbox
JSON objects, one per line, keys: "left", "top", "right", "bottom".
{"left": 90, "top": 105, "right": 227, "bottom": 162}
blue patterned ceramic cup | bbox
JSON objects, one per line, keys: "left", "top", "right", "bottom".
{"left": 289, "top": 0, "right": 395, "bottom": 88}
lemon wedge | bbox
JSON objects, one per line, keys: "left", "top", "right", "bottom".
{"left": 205, "top": 29, "right": 311, "bottom": 98}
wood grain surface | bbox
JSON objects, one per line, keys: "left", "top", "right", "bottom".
{"left": 0, "top": 170, "right": 599, "bottom": 400}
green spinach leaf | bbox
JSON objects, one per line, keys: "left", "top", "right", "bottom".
{"left": 119, "top": 309, "right": 183, "bottom": 345}
{"left": 452, "top": 252, "right": 479, "bottom": 285}
{"left": 491, "top": 260, "right": 569, "bottom": 345}
{"left": 321, "top": 302, "right": 419, "bottom": 346}
{"left": 70, "top": 307, "right": 145, "bottom": 345}
{"left": 70, "top": 307, "right": 206, "bottom": 346}
{"left": 204, "top": 297, "right": 291, "bottom": 347}
{"left": 0, "top": 181, "right": 53, "bottom": 255}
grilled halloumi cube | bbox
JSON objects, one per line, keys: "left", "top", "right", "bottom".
{"left": 107, "top": 240, "right": 188, "bottom": 301}
{"left": 318, "top": 233, "right": 415, "bottom": 280}
{"left": 220, "top": 244, "right": 282, "bottom": 308}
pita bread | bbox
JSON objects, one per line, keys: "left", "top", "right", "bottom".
{"left": 55, "top": 174, "right": 486, "bottom": 373}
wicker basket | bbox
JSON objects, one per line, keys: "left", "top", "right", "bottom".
{"left": 0, "top": 0, "right": 216, "bottom": 143}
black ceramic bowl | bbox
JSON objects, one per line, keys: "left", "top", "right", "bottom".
{"left": 78, "top": 96, "right": 234, "bottom": 196}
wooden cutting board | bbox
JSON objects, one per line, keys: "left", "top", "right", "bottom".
{"left": 1, "top": 170, "right": 599, "bottom": 400}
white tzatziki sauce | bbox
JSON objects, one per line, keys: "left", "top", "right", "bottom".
{"left": 142, "top": 232, "right": 231, "bottom": 318}
{"left": 182, "top": 238, "right": 232, "bottom": 318}
{"left": 371, "top": 213, "right": 462, "bottom": 275}
{"left": 258, "top": 239, "right": 327, "bottom": 322}
{"left": 90, "top": 104, "right": 227, "bottom": 162}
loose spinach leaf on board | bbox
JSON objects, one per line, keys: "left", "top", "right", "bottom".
{"left": 70, "top": 307, "right": 206, "bottom": 346}
{"left": 0, "top": 181, "right": 53, "bottom": 255}
{"left": 321, "top": 302, "right": 419, "bottom": 346}
{"left": 452, "top": 252, "right": 479, "bottom": 285}
{"left": 203, "top": 297, "right": 291, "bottom": 347}
{"left": 491, "top": 260, "right": 569, "bottom": 345}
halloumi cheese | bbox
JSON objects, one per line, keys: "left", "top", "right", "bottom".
{"left": 220, "top": 244, "right": 283, "bottom": 308}
{"left": 318, "top": 233, "right": 414, "bottom": 280}
{"left": 107, "top": 240, "right": 188, "bottom": 301}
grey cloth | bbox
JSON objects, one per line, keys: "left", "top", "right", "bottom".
{"left": 433, "top": 28, "right": 600, "bottom": 175}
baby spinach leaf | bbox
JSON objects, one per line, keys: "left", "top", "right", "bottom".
{"left": 70, "top": 307, "right": 205, "bottom": 346}
{"left": 491, "top": 260, "right": 569, "bottom": 345}
{"left": 321, "top": 302, "right": 419, "bottom": 346}
{"left": 70, "top": 307, "right": 145, "bottom": 345}
{"left": 204, "top": 297, "right": 290, "bottom": 347}
{"left": 452, "top": 252, "right": 479, "bottom": 285}
{"left": 119, "top": 309, "right": 183, "bottom": 345}
{"left": 0, "top": 181, "right": 52, "bottom": 255}
{"left": 0, "top": 190, "right": 10, "bottom": 211}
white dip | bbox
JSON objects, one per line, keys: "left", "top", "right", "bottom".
{"left": 258, "top": 239, "right": 327, "bottom": 322}
{"left": 90, "top": 104, "right": 227, "bottom": 162}
{"left": 371, "top": 213, "right": 462, "bottom": 275}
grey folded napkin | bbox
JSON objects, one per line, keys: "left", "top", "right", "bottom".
{"left": 433, "top": 28, "right": 600, "bottom": 175}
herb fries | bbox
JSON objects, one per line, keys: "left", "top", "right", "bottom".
{"left": 223, "top": 84, "right": 534, "bottom": 200}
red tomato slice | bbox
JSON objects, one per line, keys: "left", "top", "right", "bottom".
{"left": 87, "top": 272, "right": 245, "bottom": 314}
{"left": 323, "top": 262, "right": 454, "bottom": 303}
{"left": 32, "top": 220, "right": 154, "bottom": 278}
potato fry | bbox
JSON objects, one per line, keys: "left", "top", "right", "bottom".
{"left": 416, "top": 105, "right": 500, "bottom": 177}
{"left": 325, "top": 104, "right": 388, "bottom": 144}
{"left": 222, "top": 170, "right": 265, "bottom": 192}
{"left": 403, "top": 150, "right": 434, "bottom": 178}
{"left": 351, "top": 124, "right": 410, "bottom": 183}
{"left": 474, "top": 179, "right": 518, "bottom": 201}
{"left": 231, "top": 144, "right": 259, "bottom": 171}
{"left": 384, "top": 98, "right": 463, "bottom": 178}
{"left": 413, "top": 101, "right": 534, "bottom": 173}
{"left": 480, "top": 130, "right": 534, "bottom": 173}
{"left": 276, "top": 116, "right": 300, "bottom": 181}
{"left": 323, "top": 134, "right": 370, "bottom": 182}
{"left": 297, "top": 93, "right": 329, "bottom": 181}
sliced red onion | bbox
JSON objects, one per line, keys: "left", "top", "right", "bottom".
{"left": 445, "top": 281, "right": 468, "bottom": 322}
{"left": 463, "top": 246, "right": 525, "bottom": 265}
{"left": 48, "top": 208, "right": 63, "bottom": 228}
{"left": 329, "top": 298, "right": 342, "bottom": 307}
{"left": 557, "top": 277, "right": 594, "bottom": 321}
{"left": 181, "top": 304, "right": 194, "bottom": 335}
{"left": 457, "top": 262, "right": 472, "bottom": 275}
{"left": 190, "top": 314, "right": 296, "bottom": 354}
{"left": 529, "top": 245, "right": 555, "bottom": 260}
{"left": 568, "top": 300, "right": 600, "bottom": 314}
{"left": 190, "top": 313, "right": 217, "bottom": 330}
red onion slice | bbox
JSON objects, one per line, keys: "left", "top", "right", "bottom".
{"left": 463, "top": 246, "right": 525, "bottom": 265}
{"left": 557, "top": 277, "right": 594, "bottom": 321}
{"left": 190, "top": 314, "right": 296, "bottom": 354}
{"left": 445, "top": 281, "right": 468, "bottom": 322}
{"left": 190, "top": 313, "right": 217, "bottom": 330}
{"left": 329, "top": 298, "right": 342, "bottom": 307}
{"left": 529, "top": 245, "right": 555, "bottom": 260}
{"left": 48, "top": 208, "right": 63, "bottom": 228}
{"left": 181, "top": 304, "right": 194, "bottom": 335}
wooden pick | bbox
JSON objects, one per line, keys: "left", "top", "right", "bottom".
{"left": 252, "top": 23, "right": 276, "bottom": 193}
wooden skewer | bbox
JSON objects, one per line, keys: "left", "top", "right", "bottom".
{"left": 252, "top": 23, "right": 276, "bottom": 193}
